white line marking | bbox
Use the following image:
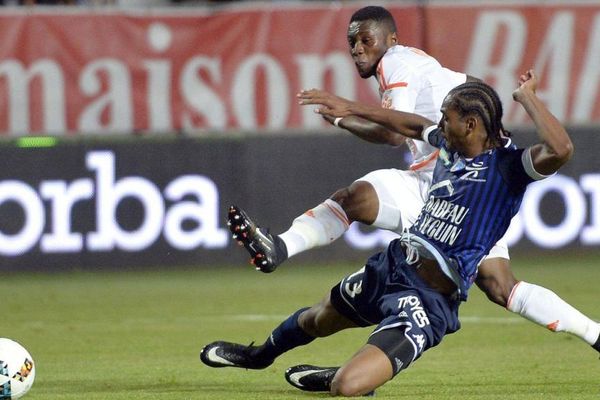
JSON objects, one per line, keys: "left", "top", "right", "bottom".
{"left": 460, "top": 316, "right": 524, "bottom": 324}
{"left": 213, "top": 314, "right": 526, "bottom": 324}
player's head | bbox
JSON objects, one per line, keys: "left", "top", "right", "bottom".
{"left": 439, "top": 81, "right": 507, "bottom": 152}
{"left": 347, "top": 6, "right": 398, "bottom": 79}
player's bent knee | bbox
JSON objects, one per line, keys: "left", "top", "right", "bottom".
{"left": 331, "top": 367, "right": 381, "bottom": 397}
{"left": 331, "top": 344, "right": 394, "bottom": 396}
{"left": 330, "top": 348, "right": 391, "bottom": 396}
{"left": 330, "top": 181, "right": 378, "bottom": 225}
{"left": 330, "top": 372, "right": 365, "bottom": 397}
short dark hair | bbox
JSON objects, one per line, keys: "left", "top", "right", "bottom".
{"left": 447, "top": 81, "right": 509, "bottom": 146}
{"left": 350, "top": 6, "right": 397, "bottom": 33}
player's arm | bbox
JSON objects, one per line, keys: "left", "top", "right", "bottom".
{"left": 321, "top": 113, "right": 405, "bottom": 146}
{"left": 298, "top": 89, "right": 433, "bottom": 141}
{"left": 512, "top": 70, "right": 574, "bottom": 175}
{"left": 302, "top": 91, "right": 405, "bottom": 146}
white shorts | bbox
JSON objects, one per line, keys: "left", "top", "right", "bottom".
{"left": 356, "top": 168, "right": 510, "bottom": 261}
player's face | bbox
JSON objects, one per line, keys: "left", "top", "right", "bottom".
{"left": 439, "top": 97, "right": 469, "bottom": 153}
{"left": 347, "top": 20, "right": 396, "bottom": 78}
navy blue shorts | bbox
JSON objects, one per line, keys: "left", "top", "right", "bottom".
{"left": 330, "top": 239, "right": 461, "bottom": 358}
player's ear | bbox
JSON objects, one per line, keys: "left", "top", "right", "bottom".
{"left": 388, "top": 31, "right": 397, "bottom": 46}
{"left": 464, "top": 116, "right": 477, "bottom": 135}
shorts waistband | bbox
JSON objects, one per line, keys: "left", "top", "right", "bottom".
{"left": 398, "top": 231, "right": 464, "bottom": 301}
{"left": 400, "top": 243, "right": 457, "bottom": 298}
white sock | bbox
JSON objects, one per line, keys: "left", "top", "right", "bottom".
{"left": 279, "top": 199, "right": 350, "bottom": 258}
{"left": 507, "top": 281, "right": 600, "bottom": 345}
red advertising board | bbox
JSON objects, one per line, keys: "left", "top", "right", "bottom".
{"left": 0, "top": 5, "right": 421, "bottom": 135}
{"left": 0, "top": 2, "right": 598, "bottom": 136}
{"left": 425, "top": 2, "right": 600, "bottom": 124}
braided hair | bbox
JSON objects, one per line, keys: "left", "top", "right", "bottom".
{"left": 350, "top": 6, "right": 397, "bottom": 33}
{"left": 446, "top": 81, "right": 510, "bottom": 147}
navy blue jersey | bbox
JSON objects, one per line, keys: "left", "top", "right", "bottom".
{"left": 409, "top": 126, "right": 546, "bottom": 295}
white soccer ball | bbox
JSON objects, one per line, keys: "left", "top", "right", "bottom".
{"left": 0, "top": 339, "right": 35, "bottom": 399}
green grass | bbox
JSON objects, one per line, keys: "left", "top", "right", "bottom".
{"left": 2, "top": 254, "right": 600, "bottom": 399}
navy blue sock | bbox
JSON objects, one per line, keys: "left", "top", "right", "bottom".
{"left": 252, "top": 307, "right": 315, "bottom": 361}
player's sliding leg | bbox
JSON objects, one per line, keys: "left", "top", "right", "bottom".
{"left": 200, "top": 294, "right": 359, "bottom": 369}
{"left": 285, "top": 345, "right": 388, "bottom": 396}
{"left": 476, "top": 257, "right": 600, "bottom": 353}
{"left": 286, "top": 326, "right": 418, "bottom": 395}
{"left": 330, "top": 344, "right": 394, "bottom": 396}
{"left": 200, "top": 308, "right": 313, "bottom": 369}
{"left": 285, "top": 259, "right": 445, "bottom": 396}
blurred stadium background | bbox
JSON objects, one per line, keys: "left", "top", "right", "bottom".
{"left": 0, "top": 0, "right": 599, "bottom": 398}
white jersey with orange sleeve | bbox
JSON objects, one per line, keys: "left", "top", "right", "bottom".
{"left": 353, "top": 45, "right": 508, "bottom": 260}
{"left": 376, "top": 45, "right": 467, "bottom": 171}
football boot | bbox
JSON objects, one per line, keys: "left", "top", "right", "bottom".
{"left": 285, "top": 364, "right": 376, "bottom": 396}
{"left": 284, "top": 364, "right": 339, "bottom": 392}
{"left": 227, "top": 205, "right": 288, "bottom": 273}
{"left": 200, "top": 341, "right": 273, "bottom": 369}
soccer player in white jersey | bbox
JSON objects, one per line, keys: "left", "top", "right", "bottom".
{"left": 226, "top": 6, "right": 600, "bottom": 353}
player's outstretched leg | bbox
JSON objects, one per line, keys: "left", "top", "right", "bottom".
{"left": 201, "top": 307, "right": 317, "bottom": 370}
{"left": 227, "top": 205, "right": 288, "bottom": 273}
{"left": 506, "top": 280, "right": 600, "bottom": 354}
{"left": 200, "top": 341, "right": 274, "bottom": 369}
{"left": 285, "top": 364, "right": 340, "bottom": 392}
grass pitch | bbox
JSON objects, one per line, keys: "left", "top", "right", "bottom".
{"left": 1, "top": 253, "right": 599, "bottom": 399}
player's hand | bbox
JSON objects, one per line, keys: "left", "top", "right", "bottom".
{"left": 512, "top": 69, "right": 538, "bottom": 103}
{"left": 297, "top": 89, "right": 354, "bottom": 118}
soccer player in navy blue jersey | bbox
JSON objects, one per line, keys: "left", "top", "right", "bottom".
{"left": 226, "top": 5, "right": 599, "bottom": 355}
{"left": 201, "top": 71, "right": 577, "bottom": 396}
